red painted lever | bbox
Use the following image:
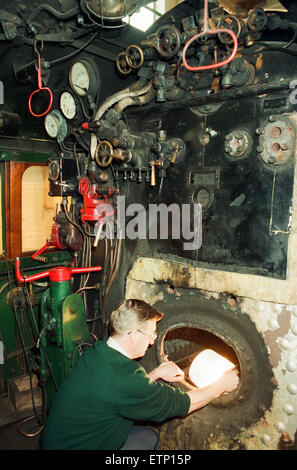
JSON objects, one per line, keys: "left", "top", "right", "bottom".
{"left": 28, "top": 48, "right": 53, "bottom": 118}
{"left": 31, "top": 222, "right": 65, "bottom": 261}
{"left": 15, "top": 257, "right": 102, "bottom": 283}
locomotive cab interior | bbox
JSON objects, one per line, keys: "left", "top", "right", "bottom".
{"left": 0, "top": 0, "right": 297, "bottom": 451}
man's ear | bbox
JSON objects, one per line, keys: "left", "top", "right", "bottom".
{"left": 127, "top": 331, "right": 136, "bottom": 345}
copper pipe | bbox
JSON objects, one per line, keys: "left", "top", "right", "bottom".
{"left": 94, "top": 80, "right": 152, "bottom": 122}
{"left": 150, "top": 162, "right": 156, "bottom": 186}
{"left": 114, "top": 82, "right": 155, "bottom": 114}
{"left": 91, "top": 80, "right": 153, "bottom": 159}
{"left": 17, "top": 414, "right": 44, "bottom": 437}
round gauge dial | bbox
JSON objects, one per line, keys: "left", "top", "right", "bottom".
{"left": 44, "top": 112, "right": 59, "bottom": 138}
{"left": 60, "top": 91, "right": 76, "bottom": 119}
{"left": 44, "top": 110, "right": 67, "bottom": 143}
{"left": 69, "top": 59, "right": 99, "bottom": 98}
{"left": 69, "top": 61, "right": 90, "bottom": 96}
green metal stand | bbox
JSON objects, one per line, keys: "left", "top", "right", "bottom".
{"left": 15, "top": 258, "right": 101, "bottom": 407}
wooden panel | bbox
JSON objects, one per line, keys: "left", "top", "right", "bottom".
{"left": 4, "top": 161, "right": 45, "bottom": 258}
{"left": 22, "top": 166, "right": 61, "bottom": 253}
{"left": 218, "top": 0, "right": 264, "bottom": 13}
{"left": 165, "top": 0, "right": 184, "bottom": 12}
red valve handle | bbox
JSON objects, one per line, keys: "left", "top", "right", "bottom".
{"left": 28, "top": 52, "right": 53, "bottom": 118}
{"left": 31, "top": 223, "right": 65, "bottom": 260}
{"left": 15, "top": 257, "right": 102, "bottom": 283}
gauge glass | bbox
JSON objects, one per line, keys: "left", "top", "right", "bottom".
{"left": 49, "top": 161, "right": 60, "bottom": 181}
{"left": 69, "top": 61, "right": 90, "bottom": 96}
{"left": 44, "top": 113, "right": 59, "bottom": 138}
{"left": 60, "top": 91, "right": 76, "bottom": 119}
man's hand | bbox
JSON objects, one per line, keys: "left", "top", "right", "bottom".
{"left": 148, "top": 361, "right": 185, "bottom": 383}
{"left": 219, "top": 368, "right": 239, "bottom": 393}
{"left": 187, "top": 367, "right": 239, "bottom": 414}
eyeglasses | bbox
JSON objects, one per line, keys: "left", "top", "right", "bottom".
{"left": 136, "top": 329, "right": 157, "bottom": 342}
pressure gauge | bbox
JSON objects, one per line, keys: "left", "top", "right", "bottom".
{"left": 60, "top": 91, "right": 77, "bottom": 120}
{"left": 44, "top": 110, "right": 68, "bottom": 143}
{"left": 69, "top": 59, "right": 99, "bottom": 98}
{"left": 44, "top": 112, "right": 59, "bottom": 138}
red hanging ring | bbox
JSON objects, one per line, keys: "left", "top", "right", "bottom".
{"left": 182, "top": 28, "right": 238, "bottom": 72}
{"left": 181, "top": 0, "right": 238, "bottom": 72}
{"left": 28, "top": 39, "right": 53, "bottom": 117}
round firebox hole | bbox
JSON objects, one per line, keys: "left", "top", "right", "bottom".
{"left": 162, "top": 327, "right": 240, "bottom": 387}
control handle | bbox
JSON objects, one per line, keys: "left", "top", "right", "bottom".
{"left": 15, "top": 257, "right": 102, "bottom": 283}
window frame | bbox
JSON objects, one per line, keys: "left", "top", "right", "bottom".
{"left": 4, "top": 161, "right": 47, "bottom": 258}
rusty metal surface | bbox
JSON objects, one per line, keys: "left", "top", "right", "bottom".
{"left": 257, "top": 114, "right": 296, "bottom": 166}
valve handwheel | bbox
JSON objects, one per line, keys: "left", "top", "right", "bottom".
{"left": 217, "top": 15, "right": 242, "bottom": 45}
{"left": 95, "top": 140, "right": 114, "bottom": 168}
{"left": 125, "top": 45, "right": 144, "bottom": 69}
{"left": 155, "top": 24, "right": 181, "bottom": 58}
{"left": 116, "top": 51, "right": 132, "bottom": 75}
{"left": 247, "top": 8, "right": 267, "bottom": 32}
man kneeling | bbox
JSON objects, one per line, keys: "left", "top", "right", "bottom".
{"left": 41, "top": 299, "right": 238, "bottom": 450}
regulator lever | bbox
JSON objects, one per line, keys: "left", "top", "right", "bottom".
{"left": 15, "top": 257, "right": 102, "bottom": 283}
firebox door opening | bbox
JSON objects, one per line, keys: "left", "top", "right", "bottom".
{"left": 160, "top": 327, "right": 240, "bottom": 393}
{"left": 150, "top": 296, "right": 275, "bottom": 440}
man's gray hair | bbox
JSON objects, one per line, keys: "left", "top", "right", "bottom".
{"left": 109, "top": 299, "right": 163, "bottom": 336}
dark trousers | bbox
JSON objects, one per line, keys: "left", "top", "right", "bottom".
{"left": 120, "top": 425, "right": 159, "bottom": 450}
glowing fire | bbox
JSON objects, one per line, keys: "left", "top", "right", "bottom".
{"left": 189, "top": 349, "right": 235, "bottom": 388}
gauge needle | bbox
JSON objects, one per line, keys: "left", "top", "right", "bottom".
{"left": 74, "top": 84, "right": 88, "bottom": 92}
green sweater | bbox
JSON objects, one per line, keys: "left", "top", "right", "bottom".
{"left": 41, "top": 341, "right": 190, "bottom": 450}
